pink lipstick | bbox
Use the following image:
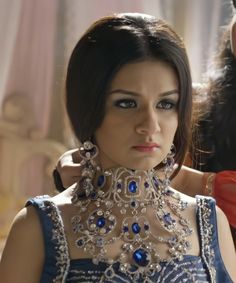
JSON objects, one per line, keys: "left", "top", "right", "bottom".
{"left": 132, "top": 143, "right": 160, "bottom": 152}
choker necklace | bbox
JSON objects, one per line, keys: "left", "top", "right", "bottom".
{"left": 71, "top": 142, "right": 193, "bottom": 281}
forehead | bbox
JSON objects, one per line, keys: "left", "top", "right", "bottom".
{"left": 109, "top": 60, "right": 179, "bottom": 93}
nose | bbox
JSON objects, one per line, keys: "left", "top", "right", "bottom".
{"left": 135, "top": 106, "right": 161, "bottom": 135}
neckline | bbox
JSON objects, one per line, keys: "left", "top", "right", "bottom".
{"left": 47, "top": 196, "right": 205, "bottom": 262}
{"left": 69, "top": 254, "right": 203, "bottom": 264}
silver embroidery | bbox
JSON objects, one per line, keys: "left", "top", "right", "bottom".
{"left": 197, "top": 197, "right": 216, "bottom": 283}
{"left": 44, "top": 200, "right": 70, "bottom": 282}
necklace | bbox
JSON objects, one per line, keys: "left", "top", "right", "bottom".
{"left": 71, "top": 166, "right": 193, "bottom": 281}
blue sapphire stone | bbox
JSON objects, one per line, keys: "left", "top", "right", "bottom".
{"left": 123, "top": 226, "right": 129, "bottom": 232}
{"left": 96, "top": 217, "right": 106, "bottom": 228}
{"left": 132, "top": 223, "right": 141, "bottom": 234}
{"left": 144, "top": 224, "right": 149, "bottom": 230}
{"left": 97, "top": 175, "right": 105, "bottom": 187}
{"left": 153, "top": 177, "right": 160, "bottom": 188}
{"left": 131, "top": 201, "right": 136, "bottom": 207}
{"left": 106, "top": 270, "right": 112, "bottom": 277}
{"left": 117, "top": 183, "right": 122, "bottom": 189}
{"left": 76, "top": 239, "right": 84, "bottom": 247}
{"left": 129, "top": 181, "right": 137, "bottom": 193}
{"left": 144, "top": 181, "right": 149, "bottom": 188}
{"left": 90, "top": 191, "right": 97, "bottom": 199}
{"left": 133, "top": 249, "right": 150, "bottom": 266}
{"left": 163, "top": 213, "right": 175, "bottom": 226}
{"left": 165, "top": 189, "right": 174, "bottom": 196}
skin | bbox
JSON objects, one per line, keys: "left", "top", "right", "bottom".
{"left": 1, "top": 60, "right": 236, "bottom": 282}
{"left": 95, "top": 60, "right": 179, "bottom": 171}
{"left": 0, "top": 206, "right": 44, "bottom": 283}
{"left": 54, "top": 150, "right": 207, "bottom": 196}
{"left": 172, "top": 165, "right": 206, "bottom": 196}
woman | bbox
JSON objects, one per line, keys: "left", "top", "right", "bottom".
{"left": 55, "top": 5, "right": 236, "bottom": 246}
{"left": 1, "top": 13, "right": 235, "bottom": 282}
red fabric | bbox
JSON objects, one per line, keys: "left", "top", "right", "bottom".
{"left": 213, "top": 170, "right": 236, "bottom": 228}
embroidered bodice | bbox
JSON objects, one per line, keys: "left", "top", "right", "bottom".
{"left": 26, "top": 195, "right": 233, "bottom": 283}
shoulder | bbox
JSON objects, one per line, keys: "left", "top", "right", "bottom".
{"left": 215, "top": 204, "right": 228, "bottom": 224}
{"left": 215, "top": 205, "right": 236, "bottom": 281}
{"left": 172, "top": 189, "right": 196, "bottom": 206}
{"left": 5, "top": 205, "right": 44, "bottom": 249}
{"left": 215, "top": 205, "right": 233, "bottom": 240}
{"left": 170, "top": 189, "right": 197, "bottom": 217}
{"left": 0, "top": 206, "right": 44, "bottom": 282}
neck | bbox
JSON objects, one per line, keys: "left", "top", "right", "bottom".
{"left": 71, "top": 165, "right": 193, "bottom": 279}
{"left": 72, "top": 165, "right": 172, "bottom": 208}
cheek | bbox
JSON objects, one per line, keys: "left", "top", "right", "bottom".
{"left": 172, "top": 121, "right": 178, "bottom": 136}
{"left": 164, "top": 115, "right": 178, "bottom": 131}
{"left": 162, "top": 118, "right": 178, "bottom": 145}
{"left": 97, "top": 114, "right": 132, "bottom": 139}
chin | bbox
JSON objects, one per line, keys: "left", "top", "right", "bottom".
{"left": 101, "top": 156, "right": 159, "bottom": 171}
{"left": 126, "top": 161, "right": 159, "bottom": 171}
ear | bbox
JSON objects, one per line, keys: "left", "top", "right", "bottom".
{"left": 230, "top": 15, "right": 236, "bottom": 58}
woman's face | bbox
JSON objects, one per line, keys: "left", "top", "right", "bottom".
{"left": 95, "top": 60, "right": 179, "bottom": 170}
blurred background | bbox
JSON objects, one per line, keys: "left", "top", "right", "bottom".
{"left": 0, "top": 0, "right": 233, "bottom": 253}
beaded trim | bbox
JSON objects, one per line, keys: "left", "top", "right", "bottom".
{"left": 98, "top": 257, "right": 209, "bottom": 282}
{"left": 43, "top": 200, "right": 70, "bottom": 282}
{"left": 197, "top": 197, "right": 216, "bottom": 283}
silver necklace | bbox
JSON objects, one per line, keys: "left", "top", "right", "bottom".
{"left": 71, "top": 164, "right": 193, "bottom": 280}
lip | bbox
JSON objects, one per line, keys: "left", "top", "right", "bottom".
{"left": 132, "top": 143, "right": 160, "bottom": 152}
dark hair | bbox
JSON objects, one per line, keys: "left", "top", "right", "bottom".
{"left": 191, "top": 27, "right": 236, "bottom": 172}
{"left": 66, "top": 13, "right": 192, "bottom": 176}
{"left": 232, "top": 0, "right": 236, "bottom": 9}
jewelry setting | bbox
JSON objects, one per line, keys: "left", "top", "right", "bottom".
{"left": 71, "top": 141, "right": 194, "bottom": 281}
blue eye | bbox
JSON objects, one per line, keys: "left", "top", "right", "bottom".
{"left": 157, "top": 100, "right": 177, "bottom": 110}
{"left": 114, "top": 99, "right": 137, "bottom": 109}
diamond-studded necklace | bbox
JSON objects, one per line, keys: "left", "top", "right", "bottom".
{"left": 71, "top": 166, "right": 193, "bottom": 281}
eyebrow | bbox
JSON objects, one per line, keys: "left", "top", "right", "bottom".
{"left": 108, "top": 89, "right": 179, "bottom": 97}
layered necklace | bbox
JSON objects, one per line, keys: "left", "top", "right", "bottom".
{"left": 71, "top": 141, "right": 194, "bottom": 281}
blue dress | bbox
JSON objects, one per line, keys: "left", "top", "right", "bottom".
{"left": 26, "top": 195, "right": 233, "bottom": 283}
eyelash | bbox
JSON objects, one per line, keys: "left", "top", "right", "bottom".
{"left": 114, "top": 99, "right": 177, "bottom": 110}
{"left": 157, "top": 100, "right": 177, "bottom": 110}
{"left": 114, "top": 99, "right": 137, "bottom": 108}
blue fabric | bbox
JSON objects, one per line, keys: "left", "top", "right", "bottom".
{"left": 26, "top": 196, "right": 59, "bottom": 282}
{"left": 26, "top": 195, "right": 233, "bottom": 283}
{"left": 206, "top": 197, "right": 234, "bottom": 283}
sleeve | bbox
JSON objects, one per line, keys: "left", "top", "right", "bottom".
{"left": 25, "top": 196, "right": 70, "bottom": 282}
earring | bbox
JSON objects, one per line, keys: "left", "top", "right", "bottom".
{"left": 162, "top": 144, "right": 176, "bottom": 187}
{"left": 78, "top": 140, "right": 98, "bottom": 167}
{"left": 71, "top": 140, "right": 101, "bottom": 204}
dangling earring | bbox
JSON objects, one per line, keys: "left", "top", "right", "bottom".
{"left": 78, "top": 140, "right": 98, "bottom": 167}
{"left": 71, "top": 140, "right": 102, "bottom": 204}
{"left": 162, "top": 144, "right": 176, "bottom": 187}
